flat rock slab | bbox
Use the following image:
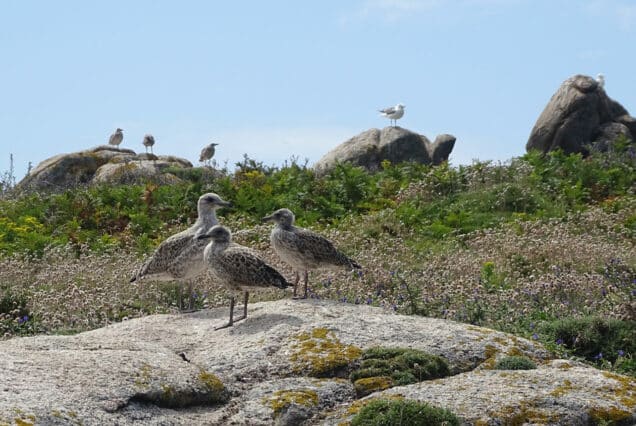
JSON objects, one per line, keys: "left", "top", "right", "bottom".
{"left": 0, "top": 299, "right": 633, "bottom": 425}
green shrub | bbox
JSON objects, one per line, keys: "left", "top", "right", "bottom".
{"left": 494, "top": 356, "right": 537, "bottom": 370}
{"left": 351, "top": 399, "right": 461, "bottom": 426}
{"left": 539, "top": 316, "right": 635, "bottom": 371}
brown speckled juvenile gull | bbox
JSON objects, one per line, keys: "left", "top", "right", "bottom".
{"left": 142, "top": 134, "right": 155, "bottom": 154}
{"left": 198, "top": 225, "right": 290, "bottom": 330}
{"left": 130, "top": 193, "right": 231, "bottom": 310}
{"left": 199, "top": 142, "right": 219, "bottom": 166}
{"left": 262, "top": 208, "right": 361, "bottom": 299}
{"left": 108, "top": 128, "right": 123, "bottom": 147}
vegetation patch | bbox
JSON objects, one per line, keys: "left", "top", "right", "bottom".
{"left": 349, "top": 399, "right": 461, "bottom": 426}
{"left": 494, "top": 356, "right": 537, "bottom": 371}
{"left": 349, "top": 347, "right": 450, "bottom": 397}
{"left": 265, "top": 389, "right": 319, "bottom": 414}
{"left": 290, "top": 327, "right": 362, "bottom": 377}
{"left": 539, "top": 316, "right": 636, "bottom": 375}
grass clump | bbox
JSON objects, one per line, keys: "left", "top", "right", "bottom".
{"left": 350, "top": 399, "right": 461, "bottom": 426}
{"left": 539, "top": 316, "right": 636, "bottom": 375}
{"left": 494, "top": 356, "right": 537, "bottom": 370}
{"left": 350, "top": 347, "right": 450, "bottom": 396}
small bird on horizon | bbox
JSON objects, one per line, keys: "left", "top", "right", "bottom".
{"left": 596, "top": 73, "right": 605, "bottom": 90}
{"left": 263, "top": 208, "right": 361, "bottom": 299}
{"left": 198, "top": 225, "right": 290, "bottom": 330}
{"left": 379, "top": 103, "right": 405, "bottom": 127}
{"left": 200, "top": 143, "right": 219, "bottom": 166}
{"left": 142, "top": 134, "right": 155, "bottom": 154}
{"left": 108, "top": 128, "right": 124, "bottom": 148}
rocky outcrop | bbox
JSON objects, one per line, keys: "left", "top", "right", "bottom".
{"left": 527, "top": 74, "right": 636, "bottom": 155}
{"left": 17, "top": 146, "right": 195, "bottom": 190}
{"left": 314, "top": 127, "right": 456, "bottom": 175}
{"left": 1, "top": 299, "right": 633, "bottom": 425}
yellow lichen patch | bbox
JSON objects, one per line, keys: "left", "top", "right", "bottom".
{"left": 480, "top": 344, "right": 499, "bottom": 369}
{"left": 550, "top": 379, "right": 573, "bottom": 397}
{"left": 505, "top": 346, "right": 524, "bottom": 357}
{"left": 491, "top": 401, "right": 557, "bottom": 426}
{"left": 588, "top": 406, "right": 633, "bottom": 423}
{"left": 134, "top": 362, "right": 153, "bottom": 389}
{"left": 265, "top": 389, "right": 319, "bottom": 414}
{"left": 14, "top": 420, "right": 34, "bottom": 426}
{"left": 290, "top": 327, "right": 362, "bottom": 377}
{"left": 467, "top": 325, "right": 494, "bottom": 334}
{"left": 198, "top": 371, "right": 226, "bottom": 393}
{"left": 556, "top": 362, "right": 572, "bottom": 370}
{"left": 601, "top": 371, "right": 636, "bottom": 408}
{"left": 353, "top": 376, "right": 394, "bottom": 397}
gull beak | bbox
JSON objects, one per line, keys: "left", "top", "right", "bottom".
{"left": 262, "top": 214, "right": 274, "bottom": 223}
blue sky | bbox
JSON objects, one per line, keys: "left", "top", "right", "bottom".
{"left": 2, "top": 0, "right": 635, "bottom": 179}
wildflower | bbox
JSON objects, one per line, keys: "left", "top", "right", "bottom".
{"left": 18, "top": 315, "right": 29, "bottom": 324}
{"left": 601, "top": 288, "right": 607, "bottom": 297}
{"left": 366, "top": 297, "right": 373, "bottom": 305}
{"left": 556, "top": 338, "right": 564, "bottom": 345}
{"left": 594, "top": 352, "right": 603, "bottom": 360}
{"left": 617, "top": 350, "right": 625, "bottom": 357}
{"left": 532, "top": 333, "right": 538, "bottom": 340}
{"left": 529, "top": 322, "right": 535, "bottom": 330}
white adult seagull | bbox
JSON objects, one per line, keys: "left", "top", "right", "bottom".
{"left": 596, "top": 73, "right": 605, "bottom": 89}
{"left": 379, "top": 103, "right": 405, "bottom": 127}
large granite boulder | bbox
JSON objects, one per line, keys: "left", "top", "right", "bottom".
{"left": 527, "top": 74, "right": 636, "bottom": 154}
{"left": 17, "top": 146, "right": 195, "bottom": 190}
{"left": 1, "top": 299, "right": 633, "bottom": 425}
{"left": 314, "top": 127, "right": 456, "bottom": 175}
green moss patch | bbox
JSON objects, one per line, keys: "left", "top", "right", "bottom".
{"left": 494, "top": 356, "right": 537, "bottom": 370}
{"left": 349, "top": 347, "right": 450, "bottom": 397}
{"left": 350, "top": 399, "right": 460, "bottom": 426}
{"left": 290, "top": 327, "right": 362, "bottom": 377}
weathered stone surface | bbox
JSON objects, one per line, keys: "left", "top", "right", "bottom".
{"left": 527, "top": 74, "right": 635, "bottom": 154}
{"left": 0, "top": 299, "right": 633, "bottom": 425}
{"left": 314, "top": 127, "right": 456, "bottom": 175}
{"left": 17, "top": 146, "right": 194, "bottom": 190}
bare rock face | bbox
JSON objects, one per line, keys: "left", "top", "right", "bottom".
{"left": 314, "top": 127, "right": 456, "bottom": 175}
{"left": 527, "top": 74, "right": 636, "bottom": 154}
{"left": 17, "top": 146, "right": 194, "bottom": 190}
{"left": 1, "top": 299, "right": 633, "bottom": 425}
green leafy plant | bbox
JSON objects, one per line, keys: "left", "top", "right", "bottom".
{"left": 351, "top": 399, "right": 461, "bottom": 426}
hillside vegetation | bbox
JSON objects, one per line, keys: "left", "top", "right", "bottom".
{"left": 1, "top": 147, "right": 635, "bottom": 375}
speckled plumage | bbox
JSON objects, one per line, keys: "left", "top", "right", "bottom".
{"left": 142, "top": 134, "right": 155, "bottom": 154}
{"left": 130, "top": 193, "right": 231, "bottom": 310}
{"left": 200, "top": 225, "right": 290, "bottom": 329}
{"left": 199, "top": 143, "right": 218, "bottom": 165}
{"left": 263, "top": 208, "right": 360, "bottom": 298}
{"left": 108, "top": 128, "right": 123, "bottom": 147}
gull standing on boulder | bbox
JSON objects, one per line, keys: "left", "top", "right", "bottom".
{"left": 198, "top": 225, "right": 290, "bottom": 330}
{"left": 199, "top": 143, "right": 219, "bottom": 166}
{"left": 263, "top": 208, "right": 361, "bottom": 299}
{"left": 130, "top": 193, "right": 232, "bottom": 311}
{"left": 109, "top": 128, "right": 124, "bottom": 148}
{"left": 596, "top": 73, "right": 605, "bottom": 89}
{"left": 142, "top": 134, "right": 155, "bottom": 154}
{"left": 379, "top": 104, "right": 405, "bottom": 127}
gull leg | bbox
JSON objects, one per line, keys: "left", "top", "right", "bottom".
{"left": 303, "top": 271, "right": 309, "bottom": 299}
{"left": 215, "top": 296, "right": 235, "bottom": 330}
{"left": 292, "top": 271, "right": 300, "bottom": 298}
{"left": 233, "top": 291, "right": 249, "bottom": 323}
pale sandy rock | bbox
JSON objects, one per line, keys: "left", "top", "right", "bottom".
{"left": 0, "top": 299, "right": 633, "bottom": 425}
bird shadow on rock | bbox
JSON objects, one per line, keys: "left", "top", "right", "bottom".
{"left": 228, "top": 314, "right": 304, "bottom": 335}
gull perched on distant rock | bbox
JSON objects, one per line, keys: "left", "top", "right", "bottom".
{"left": 200, "top": 143, "right": 219, "bottom": 166}
{"left": 109, "top": 128, "right": 124, "bottom": 148}
{"left": 142, "top": 134, "right": 155, "bottom": 154}
{"left": 596, "top": 73, "right": 605, "bottom": 89}
{"left": 379, "top": 103, "right": 405, "bottom": 127}
{"left": 198, "top": 225, "right": 290, "bottom": 330}
{"left": 130, "top": 193, "right": 232, "bottom": 311}
{"left": 263, "top": 208, "right": 361, "bottom": 299}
